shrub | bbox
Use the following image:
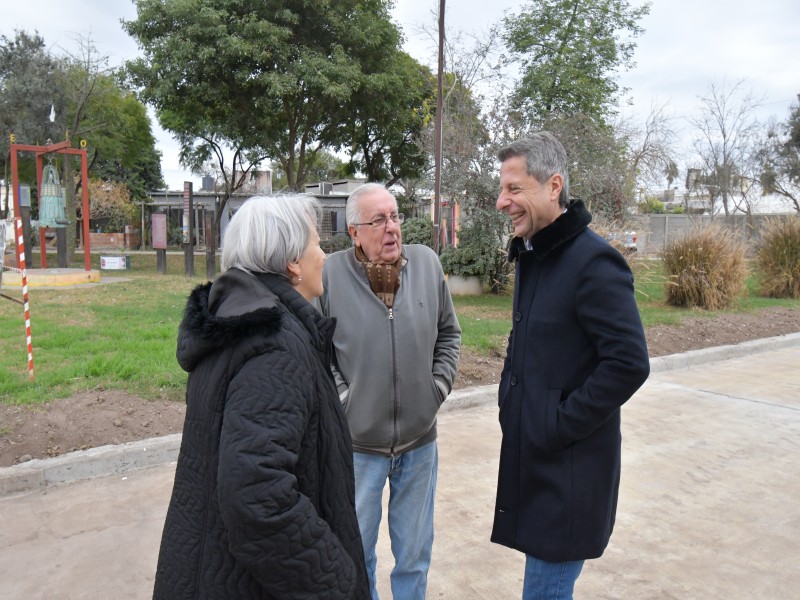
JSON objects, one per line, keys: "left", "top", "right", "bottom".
{"left": 439, "top": 245, "right": 483, "bottom": 278}
{"left": 439, "top": 214, "right": 510, "bottom": 292}
{"left": 755, "top": 217, "right": 800, "bottom": 299}
{"left": 401, "top": 217, "right": 435, "bottom": 249}
{"left": 638, "top": 197, "right": 665, "bottom": 214}
{"left": 661, "top": 223, "right": 747, "bottom": 309}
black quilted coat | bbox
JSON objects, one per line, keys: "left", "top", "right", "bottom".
{"left": 153, "top": 268, "right": 370, "bottom": 600}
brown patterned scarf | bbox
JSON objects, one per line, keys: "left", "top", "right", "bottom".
{"left": 355, "top": 245, "right": 402, "bottom": 308}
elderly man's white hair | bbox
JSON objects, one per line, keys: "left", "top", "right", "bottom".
{"left": 345, "top": 183, "right": 396, "bottom": 227}
{"left": 221, "top": 194, "right": 320, "bottom": 276}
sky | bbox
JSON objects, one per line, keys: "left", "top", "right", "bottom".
{"left": 3, "top": 0, "right": 799, "bottom": 190}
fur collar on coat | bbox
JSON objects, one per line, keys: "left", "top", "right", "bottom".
{"left": 176, "top": 268, "right": 334, "bottom": 373}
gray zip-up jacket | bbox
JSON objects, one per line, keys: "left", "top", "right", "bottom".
{"left": 320, "top": 244, "right": 461, "bottom": 456}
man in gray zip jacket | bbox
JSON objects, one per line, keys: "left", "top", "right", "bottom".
{"left": 320, "top": 183, "right": 461, "bottom": 600}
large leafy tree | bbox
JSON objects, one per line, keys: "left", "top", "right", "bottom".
{"left": 56, "top": 39, "right": 162, "bottom": 255}
{"left": 1, "top": 31, "right": 162, "bottom": 240}
{"left": 123, "top": 0, "right": 406, "bottom": 193}
{"left": 0, "top": 30, "right": 64, "bottom": 218}
{"left": 336, "top": 50, "right": 434, "bottom": 186}
{"left": 124, "top": 0, "right": 412, "bottom": 277}
{"left": 270, "top": 149, "right": 348, "bottom": 191}
{"left": 503, "top": 0, "right": 650, "bottom": 126}
{"left": 85, "top": 78, "right": 164, "bottom": 201}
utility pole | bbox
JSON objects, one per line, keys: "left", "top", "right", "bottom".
{"left": 432, "top": 0, "right": 445, "bottom": 253}
{"left": 183, "top": 182, "right": 195, "bottom": 277}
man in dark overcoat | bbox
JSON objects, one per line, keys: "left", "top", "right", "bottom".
{"left": 491, "top": 132, "right": 650, "bottom": 599}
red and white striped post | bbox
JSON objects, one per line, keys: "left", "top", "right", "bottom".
{"left": 14, "top": 218, "right": 34, "bottom": 381}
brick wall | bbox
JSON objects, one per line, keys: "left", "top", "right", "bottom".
{"left": 86, "top": 230, "right": 141, "bottom": 250}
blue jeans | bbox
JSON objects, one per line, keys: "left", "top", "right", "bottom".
{"left": 353, "top": 441, "right": 438, "bottom": 600}
{"left": 523, "top": 555, "right": 584, "bottom": 600}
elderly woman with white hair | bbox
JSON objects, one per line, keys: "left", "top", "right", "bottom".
{"left": 153, "top": 195, "right": 370, "bottom": 600}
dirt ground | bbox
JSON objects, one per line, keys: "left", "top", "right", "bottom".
{"left": 2, "top": 306, "right": 800, "bottom": 467}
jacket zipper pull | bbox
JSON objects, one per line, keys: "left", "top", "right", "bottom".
{"left": 388, "top": 308, "right": 394, "bottom": 320}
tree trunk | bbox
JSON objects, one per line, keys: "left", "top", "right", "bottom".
{"left": 63, "top": 156, "right": 77, "bottom": 266}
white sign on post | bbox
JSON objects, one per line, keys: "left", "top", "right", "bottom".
{"left": 100, "top": 256, "right": 129, "bottom": 270}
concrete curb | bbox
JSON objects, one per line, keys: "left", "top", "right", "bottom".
{"left": 648, "top": 331, "right": 800, "bottom": 373}
{"left": 0, "top": 434, "right": 181, "bottom": 497}
{"left": 3, "top": 331, "right": 800, "bottom": 497}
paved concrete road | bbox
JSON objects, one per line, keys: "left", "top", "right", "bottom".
{"left": 2, "top": 338, "right": 799, "bottom": 599}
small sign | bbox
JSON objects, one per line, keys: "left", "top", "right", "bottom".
{"left": 152, "top": 213, "right": 167, "bottom": 249}
{"left": 19, "top": 185, "right": 31, "bottom": 208}
{"left": 100, "top": 256, "right": 130, "bottom": 270}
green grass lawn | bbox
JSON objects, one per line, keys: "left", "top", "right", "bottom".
{"left": 1, "top": 253, "right": 203, "bottom": 404}
{"left": 1, "top": 254, "right": 798, "bottom": 406}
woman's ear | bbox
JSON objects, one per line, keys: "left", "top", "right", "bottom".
{"left": 287, "top": 261, "right": 301, "bottom": 281}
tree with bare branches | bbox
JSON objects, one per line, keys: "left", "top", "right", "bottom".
{"left": 616, "top": 101, "right": 678, "bottom": 201}
{"left": 689, "top": 79, "right": 763, "bottom": 216}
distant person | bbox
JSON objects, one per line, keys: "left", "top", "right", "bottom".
{"left": 153, "top": 195, "right": 369, "bottom": 599}
{"left": 320, "top": 183, "right": 461, "bottom": 600}
{"left": 492, "top": 132, "right": 650, "bottom": 600}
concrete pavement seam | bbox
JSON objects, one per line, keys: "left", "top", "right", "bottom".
{"left": 2, "top": 332, "right": 799, "bottom": 497}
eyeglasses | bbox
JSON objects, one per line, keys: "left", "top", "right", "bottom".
{"left": 353, "top": 212, "right": 405, "bottom": 230}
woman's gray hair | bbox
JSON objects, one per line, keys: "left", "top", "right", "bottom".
{"left": 498, "top": 132, "right": 571, "bottom": 208}
{"left": 346, "top": 182, "right": 395, "bottom": 226}
{"left": 221, "top": 194, "right": 320, "bottom": 275}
